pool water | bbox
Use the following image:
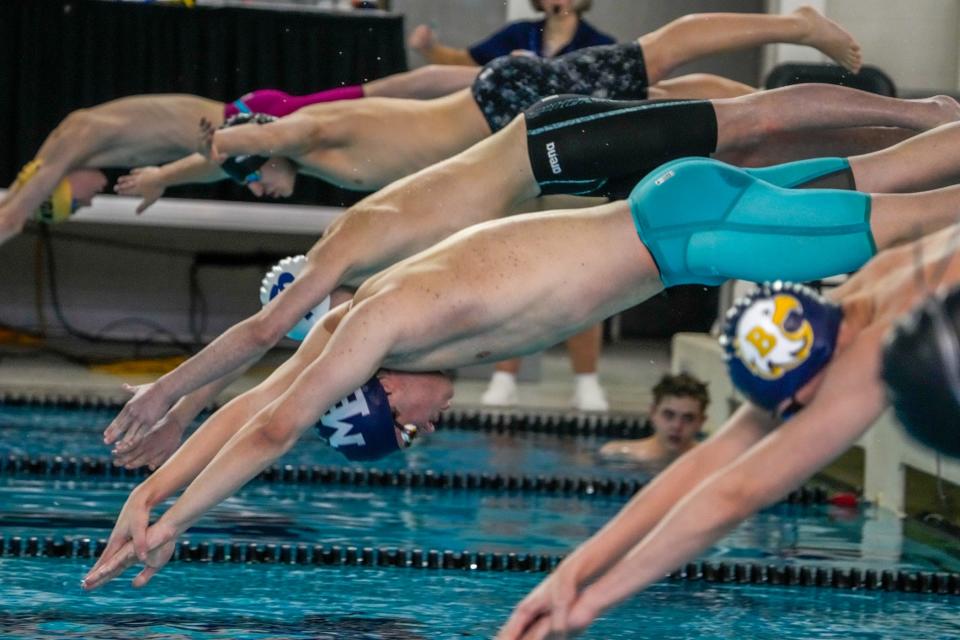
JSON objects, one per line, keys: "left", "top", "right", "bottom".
{"left": 0, "top": 402, "right": 643, "bottom": 479}
{"left": 2, "top": 560, "right": 960, "bottom": 639}
{"left": 2, "top": 402, "right": 960, "bottom": 639}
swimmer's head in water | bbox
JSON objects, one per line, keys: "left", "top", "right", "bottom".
{"left": 15, "top": 161, "right": 107, "bottom": 223}
{"left": 315, "top": 371, "right": 453, "bottom": 461}
{"left": 721, "top": 281, "right": 843, "bottom": 415}
{"left": 218, "top": 112, "right": 278, "bottom": 185}
{"left": 882, "top": 285, "right": 960, "bottom": 458}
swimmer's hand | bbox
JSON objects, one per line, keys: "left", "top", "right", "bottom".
{"left": 497, "top": 558, "right": 593, "bottom": 640}
{"left": 112, "top": 408, "right": 187, "bottom": 470}
{"left": 407, "top": 24, "right": 436, "bottom": 55}
{"left": 104, "top": 383, "right": 174, "bottom": 450}
{"left": 115, "top": 167, "right": 166, "bottom": 214}
{"left": 198, "top": 117, "right": 226, "bottom": 164}
{"left": 82, "top": 519, "right": 177, "bottom": 591}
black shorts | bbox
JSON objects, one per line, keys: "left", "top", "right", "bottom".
{"left": 524, "top": 95, "right": 719, "bottom": 199}
{"left": 471, "top": 43, "right": 649, "bottom": 132}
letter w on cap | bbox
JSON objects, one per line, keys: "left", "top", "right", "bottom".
{"left": 319, "top": 390, "right": 370, "bottom": 448}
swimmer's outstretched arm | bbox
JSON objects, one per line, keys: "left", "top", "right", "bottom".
{"left": 102, "top": 253, "right": 355, "bottom": 451}
{"left": 115, "top": 154, "right": 226, "bottom": 214}
{"left": 110, "top": 365, "right": 250, "bottom": 470}
{"left": 498, "top": 404, "right": 777, "bottom": 639}
{"left": 210, "top": 112, "right": 321, "bottom": 162}
{"left": 88, "top": 304, "right": 352, "bottom": 586}
{"left": 83, "top": 303, "right": 394, "bottom": 590}
{"left": 522, "top": 326, "right": 888, "bottom": 639}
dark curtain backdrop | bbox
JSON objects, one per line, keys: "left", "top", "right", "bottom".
{"left": 0, "top": 0, "right": 407, "bottom": 207}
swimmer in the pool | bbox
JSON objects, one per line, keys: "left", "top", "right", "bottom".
{"left": 497, "top": 229, "right": 960, "bottom": 639}
{"left": 104, "top": 7, "right": 869, "bottom": 211}
{"left": 83, "top": 155, "right": 960, "bottom": 591}
{"left": 599, "top": 372, "right": 709, "bottom": 470}
{"left": 103, "top": 107, "right": 960, "bottom": 472}
{"left": 0, "top": 64, "right": 485, "bottom": 243}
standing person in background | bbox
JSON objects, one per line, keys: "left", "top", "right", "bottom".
{"left": 408, "top": 0, "right": 614, "bottom": 67}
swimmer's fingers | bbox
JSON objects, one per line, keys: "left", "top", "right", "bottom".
{"left": 134, "top": 192, "right": 162, "bottom": 215}
{"left": 103, "top": 383, "right": 143, "bottom": 444}
{"left": 131, "top": 507, "right": 150, "bottom": 563}
{"left": 132, "top": 535, "right": 177, "bottom": 587}
{"left": 82, "top": 541, "right": 137, "bottom": 591}
{"left": 132, "top": 564, "right": 161, "bottom": 588}
{"left": 114, "top": 173, "right": 139, "bottom": 195}
{"left": 113, "top": 442, "right": 147, "bottom": 469}
{"left": 520, "top": 616, "right": 554, "bottom": 640}
{"left": 498, "top": 594, "right": 550, "bottom": 639}
{"left": 115, "top": 419, "right": 150, "bottom": 454}
{"left": 116, "top": 415, "right": 182, "bottom": 469}
{"left": 198, "top": 119, "right": 226, "bottom": 163}
{"left": 197, "top": 118, "right": 216, "bottom": 157}
{"left": 90, "top": 533, "right": 130, "bottom": 578}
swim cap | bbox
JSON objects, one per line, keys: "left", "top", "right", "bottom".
{"left": 259, "top": 255, "right": 331, "bottom": 341}
{"left": 218, "top": 113, "right": 278, "bottom": 184}
{"left": 882, "top": 286, "right": 960, "bottom": 458}
{"left": 14, "top": 160, "right": 76, "bottom": 224}
{"left": 721, "top": 281, "right": 843, "bottom": 413}
{"left": 315, "top": 375, "right": 405, "bottom": 461}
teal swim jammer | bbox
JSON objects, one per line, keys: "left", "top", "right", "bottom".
{"left": 627, "top": 157, "right": 875, "bottom": 288}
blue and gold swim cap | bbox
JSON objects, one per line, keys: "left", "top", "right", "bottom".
{"left": 721, "top": 281, "right": 843, "bottom": 413}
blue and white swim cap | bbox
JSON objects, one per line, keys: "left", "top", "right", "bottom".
{"left": 316, "top": 375, "right": 404, "bottom": 461}
{"left": 259, "top": 255, "right": 331, "bottom": 341}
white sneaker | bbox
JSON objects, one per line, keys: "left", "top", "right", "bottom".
{"left": 481, "top": 371, "right": 518, "bottom": 406}
{"left": 572, "top": 375, "right": 609, "bottom": 412}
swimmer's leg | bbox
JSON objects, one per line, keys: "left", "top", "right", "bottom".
{"left": 638, "top": 6, "right": 861, "bottom": 84}
{"left": 848, "top": 122, "right": 960, "bottom": 193}
{"left": 712, "top": 84, "right": 959, "bottom": 153}
{"left": 647, "top": 73, "right": 756, "bottom": 100}
{"left": 729, "top": 122, "right": 960, "bottom": 194}
{"left": 870, "top": 184, "right": 960, "bottom": 249}
{"left": 363, "top": 65, "right": 481, "bottom": 100}
{"left": 717, "top": 127, "right": 912, "bottom": 171}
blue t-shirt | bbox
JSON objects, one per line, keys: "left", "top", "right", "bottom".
{"left": 467, "top": 19, "right": 615, "bottom": 65}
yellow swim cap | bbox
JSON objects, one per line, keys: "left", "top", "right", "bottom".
{"left": 14, "top": 159, "right": 75, "bottom": 224}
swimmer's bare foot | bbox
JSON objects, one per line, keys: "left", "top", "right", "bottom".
{"left": 795, "top": 5, "right": 862, "bottom": 73}
{"left": 915, "top": 95, "right": 960, "bottom": 130}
